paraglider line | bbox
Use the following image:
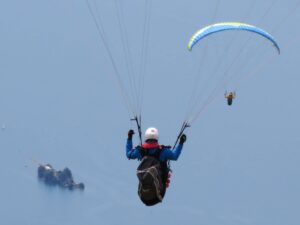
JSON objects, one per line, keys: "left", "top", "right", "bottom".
{"left": 131, "top": 115, "right": 143, "bottom": 146}
{"left": 172, "top": 121, "right": 190, "bottom": 150}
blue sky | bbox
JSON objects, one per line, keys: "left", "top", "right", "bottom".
{"left": 0, "top": 1, "right": 299, "bottom": 225}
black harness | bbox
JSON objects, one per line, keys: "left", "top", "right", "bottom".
{"left": 138, "top": 146, "right": 170, "bottom": 190}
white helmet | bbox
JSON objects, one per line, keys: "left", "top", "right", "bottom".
{"left": 145, "top": 127, "right": 159, "bottom": 141}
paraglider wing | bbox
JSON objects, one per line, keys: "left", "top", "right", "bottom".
{"left": 188, "top": 22, "right": 280, "bottom": 54}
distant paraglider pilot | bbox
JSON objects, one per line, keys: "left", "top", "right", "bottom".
{"left": 126, "top": 127, "right": 186, "bottom": 206}
{"left": 225, "top": 91, "right": 236, "bottom": 106}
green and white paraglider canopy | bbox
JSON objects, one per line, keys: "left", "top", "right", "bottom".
{"left": 188, "top": 22, "right": 280, "bottom": 54}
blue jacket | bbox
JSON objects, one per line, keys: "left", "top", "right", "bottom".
{"left": 126, "top": 139, "right": 183, "bottom": 161}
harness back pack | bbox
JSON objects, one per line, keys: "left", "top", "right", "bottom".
{"left": 136, "top": 146, "right": 169, "bottom": 206}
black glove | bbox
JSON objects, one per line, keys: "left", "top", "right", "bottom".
{"left": 179, "top": 134, "right": 186, "bottom": 144}
{"left": 128, "top": 129, "right": 135, "bottom": 139}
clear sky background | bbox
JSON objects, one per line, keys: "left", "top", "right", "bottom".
{"left": 0, "top": 0, "right": 299, "bottom": 225}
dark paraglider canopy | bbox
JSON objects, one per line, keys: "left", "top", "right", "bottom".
{"left": 38, "top": 164, "right": 84, "bottom": 190}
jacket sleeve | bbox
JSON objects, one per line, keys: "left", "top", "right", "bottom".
{"left": 160, "top": 144, "right": 183, "bottom": 161}
{"left": 126, "top": 139, "right": 141, "bottom": 160}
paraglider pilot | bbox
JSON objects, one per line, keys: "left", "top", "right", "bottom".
{"left": 126, "top": 127, "right": 186, "bottom": 206}
{"left": 225, "top": 91, "right": 236, "bottom": 106}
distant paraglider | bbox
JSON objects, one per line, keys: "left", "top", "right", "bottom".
{"left": 185, "top": 22, "right": 280, "bottom": 120}
{"left": 225, "top": 91, "right": 236, "bottom": 106}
